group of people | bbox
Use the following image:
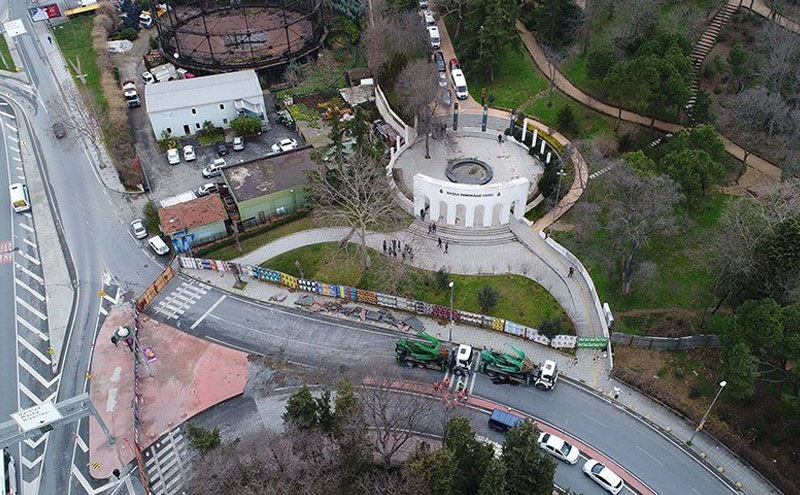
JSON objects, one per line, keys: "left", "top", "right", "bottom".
{"left": 382, "top": 238, "right": 414, "bottom": 261}
{"left": 433, "top": 378, "right": 469, "bottom": 402}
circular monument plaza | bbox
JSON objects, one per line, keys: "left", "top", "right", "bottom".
{"left": 393, "top": 131, "right": 546, "bottom": 227}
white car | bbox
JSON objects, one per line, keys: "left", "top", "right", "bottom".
{"left": 582, "top": 459, "right": 625, "bottom": 494}
{"left": 167, "top": 148, "right": 180, "bottom": 165}
{"left": 232, "top": 136, "right": 244, "bottom": 151}
{"left": 271, "top": 138, "right": 298, "bottom": 153}
{"left": 538, "top": 432, "right": 580, "bottom": 465}
{"left": 183, "top": 145, "right": 196, "bottom": 161}
{"left": 147, "top": 235, "right": 170, "bottom": 255}
{"left": 202, "top": 158, "right": 226, "bottom": 178}
{"left": 130, "top": 218, "right": 147, "bottom": 239}
{"left": 196, "top": 183, "right": 219, "bottom": 197}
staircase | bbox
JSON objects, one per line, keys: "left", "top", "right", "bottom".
{"left": 408, "top": 219, "right": 518, "bottom": 245}
{"left": 686, "top": 1, "right": 738, "bottom": 113}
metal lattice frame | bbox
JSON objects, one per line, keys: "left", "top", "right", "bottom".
{"left": 152, "top": 0, "right": 330, "bottom": 73}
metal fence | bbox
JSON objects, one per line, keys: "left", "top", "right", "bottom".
{"left": 611, "top": 332, "right": 720, "bottom": 350}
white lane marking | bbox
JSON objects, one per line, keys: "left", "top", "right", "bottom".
{"left": 17, "top": 334, "right": 51, "bottom": 365}
{"left": 75, "top": 434, "right": 88, "bottom": 453}
{"left": 18, "top": 359, "right": 59, "bottom": 388}
{"left": 15, "top": 262, "right": 44, "bottom": 283}
{"left": 23, "top": 237, "right": 37, "bottom": 248}
{"left": 24, "top": 434, "right": 47, "bottom": 449}
{"left": 19, "top": 382, "right": 44, "bottom": 405}
{"left": 635, "top": 445, "right": 664, "bottom": 466}
{"left": 16, "top": 296, "right": 47, "bottom": 320}
{"left": 15, "top": 278, "right": 46, "bottom": 301}
{"left": 5, "top": 122, "right": 17, "bottom": 132}
{"left": 580, "top": 412, "right": 608, "bottom": 429}
{"left": 17, "top": 248, "right": 40, "bottom": 265}
{"left": 190, "top": 295, "right": 226, "bottom": 330}
{"left": 0, "top": 110, "right": 14, "bottom": 118}
{"left": 18, "top": 221, "right": 34, "bottom": 232}
{"left": 16, "top": 315, "right": 48, "bottom": 341}
{"left": 20, "top": 452, "right": 44, "bottom": 469}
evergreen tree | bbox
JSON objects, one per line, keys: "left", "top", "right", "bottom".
{"left": 477, "top": 457, "right": 507, "bottom": 495}
{"left": 502, "top": 422, "right": 555, "bottom": 495}
{"left": 283, "top": 385, "right": 319, "bottom": 429}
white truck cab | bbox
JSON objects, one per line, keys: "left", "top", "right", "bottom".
{"left": 451, "top": 344, "right": 474, "bottom": 375}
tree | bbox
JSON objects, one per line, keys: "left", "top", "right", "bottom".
{"left": 230, "top": 116, "right": 263, "bottom": 136}
{"left": 623, "top": 150, "right": 657, "bottom": 175}
{"left": 660, "top": 148, "right": 724, "bottom": 203}
{"left": 305, "top": 150, "right": 404, "bottom": 269}
{"left": 523, "top": 0, "right": 582, "bottom": 47}
{"left": 142, "top": 200, "right": 160, "bottom": 234}
{"left": 364, "top": 8, "right": 427, "bottom": 85}
{"left": 396, "top": 59, "right": 441, "bottom": 159}
{"left": 661, "top": 125, "right": 726, "bottom": 163}
{"left": 476, "top": 457, "right": 507, "bottom": 495}
{"left": 283, "top": 385, "right": 320, "bottom": 429}
{"left": 586, "top": 44, "right": 615, "bottom": 80}
{"left": 719, "top": 335, "right": 757, "bottom": 400}
{"left": 477, "top": 285, "right": 500, "bottom": 312}
{"left": 443, "top": 417, "right": 494, "bottom": 493}
{"left": 407, "top": 446, "right": 458, "bottom": 495}
{"left": 576, "top": 164, "right": 683, "bottom": 294}
{"left": 751, "top": 215, "right": 800, "bottom": 304}
{"left": 556, "top": 105, "right": 578, "bottom": 135}
{"left": 463, "top": 0, "right": 521, "bottom": 81}
{"left": 501, "top": 422, "right": 555, "bottom": 495}
{"left": 185, "top": 423, "right": 221, "bottom": 454}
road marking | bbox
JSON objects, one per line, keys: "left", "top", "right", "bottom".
{"left": 205, "top": 336, "right": 263, "bottom": 355}
{"left": 18, "top": 221, "right": 34, "bottom": 232}
{"left": 75, "top": 434, "right": 89, "bottom": 453}
{"left": 190, "top": 295, "right": 226, "bottom": 330}
{"left": 18, "top": 334, "right": 51, "bottom": 365}
{"left": 5, "top": 122, "right": 17, "bottom": 132}
{"left": 15, "top": 279, "right": 45, "bottom": 301}
{"left": 19, "top": 359, "right": 59, "bottom": 388}
{"left": 16, "top": 297, "right": 47, "bottom": 320}
{"left": 23, "top": 237, "right": 37, "bottom": 249}
{"left": 16, "top": 315, "right": 48, "bottom": 341}
{"left": 15, "top": 263, "right": 44, "bottom": 283}
{"left": 19, "top": 382, "right": 44, "bottom": 405}
{"left": 20, "top": 452, "right": 44, "bottom": 469}
{"left": 580, "top": 412, "right": 608, "bottom": 429}
{"left": 17, "top": 248, "right": 40, "bottom": 265}
{"left": 24, "top": 434, "right": 47, "bottom": 449}
{"left": 0, "top": 110, "right": 13, "bottom": 118}
{"left": 635, "top": 445, "right": 663, "bottom": 466}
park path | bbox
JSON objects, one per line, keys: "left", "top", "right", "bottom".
{"left": 513, "top": 20, "right": 784, "bottom": 186}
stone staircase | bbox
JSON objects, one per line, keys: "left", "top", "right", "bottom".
{"left": 686, "top": 1, "right": 739, "bottom": 113}
{"left": 408, "top": 219, "right": 518, "bottom": 245}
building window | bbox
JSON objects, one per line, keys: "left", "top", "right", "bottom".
{"left": 166, "top": 127, "right": 172, "bottom": 134}
{"left": 195, "top": 123, "right": 201, "bottom": 129}
{"left": 223, "top": 118, "right": 228, "bottom": 125}
{"left": 191, "top": 108, "right": 197, "bottom": 114}
{"left": 219, "top": 104, "right": 225, "bottom": 110}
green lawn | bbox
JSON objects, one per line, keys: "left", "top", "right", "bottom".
{"left": 0, "top": 34, "right": 16, "bottom": 72}
{"left": 523, "top": 91, "right": 615, "bottom": 140}
{"left": 52, "top": 15, "right": 108, "bottom": 113}
{"left": 553, "top": 192, "right": 729, "bottom": 317}
{"left": 261, "top": 243, "right": 573, "bottom": 333}
{"left": 198, "top": 216, "right": 315, "bottom": 261}
{"left": 469, "top": 46, "right": 549, "bottom": 111}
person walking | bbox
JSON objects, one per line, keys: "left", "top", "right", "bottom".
{"left": 445, "top": 242, "right": 449, "bottom": 254}
{"left": 383, "top": 239, "right": 387, "bottom": 253}
{"left": 613, "top": 387, "right": 621, "bottom": 400}
{"left": 438, "top": 237, "right": 442, "bottom": 248}
{"left": 568, "top": 266, "right": 575, "bottom": 278}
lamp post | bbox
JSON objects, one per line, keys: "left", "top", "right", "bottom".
{"left": 554, "top": 168, "right": 567, "bottom": 209}
{"left": 448, "top": 281, "right": 454, "bottom": 342}
{"left": 689, "top": 380, "right": 726, "bottom": 445}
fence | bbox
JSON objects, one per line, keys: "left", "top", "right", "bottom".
{"left": 178, "top": 256, "right": 608, "bottom": 351}
{"left": 611, "top": 332, "right": 720, "bottom": 350}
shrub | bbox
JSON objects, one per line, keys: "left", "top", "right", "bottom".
{"left": 539, "top": 317, "right": 562, "bottom": 339}
{"left": 436, "top": 268, "right": 451, "bottom": 292}
{"left": 230, "top": 116, "right": 262, "bottom": 136}
{"left": 156, "top": 131, "right": 179, "bottom": 152}
{"left": 109, "top": 27, "right": 138, "bottom": 41}
{"left": 143, "top": 200, "right": 160, "bottom": 234}
{"left": 186, "top": 423, "right": 221, "bottom": 454}
{"left": 477, "top": 285, "right": 500, "bottom": 312}
{"left": 556, "top": 106, "right": 578, "bottom": 135}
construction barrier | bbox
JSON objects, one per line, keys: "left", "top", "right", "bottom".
{"left": 577, "top": 337, "right": 609, "bottom": 349}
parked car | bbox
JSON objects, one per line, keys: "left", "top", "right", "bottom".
{"left": 271, "top": 138, "right": 298, "bottom": 153}
{"left": 183, "top": 145, "right": 196, "bottom": 161}
{"left": 451, "top": 68, "right": 469, "bottom": 100}
{"left": 441, "top": 89, "right": 452, "bottom": 107}
{"left": 196, "top": 183, "right": 219, "bottom": 197}
{"left": 418, "top": 0, "right": 428, "bottom": 8}
{"left": 449, "top": 57, "right": 460, "bottom": 71}
{"left": 130, "top": 218, "right": 147, "bottom": 239}
{"left": 202, "top": 158, "right": 227, "bottom": 178}
{"left": 232, "top": 136, "right": 244, "bottom": 151}
{"left": 438, "top": 71, "right": 448, "bottom": 87}
{"left": 538, "top": 432, "right": 580, "bottom": 465}
{"left": 428, "top": 26, "right": 441, "bottom": 50}
{"left": 52, "top": 122, "right": 66, "bottom": 139}
{"left": 147, "top": 235, "right": 170, "bottom": 255}
{"left": 582, "top": 460, "right": 625, "bottom": 494}
{"left": 433, "top": 51, "right": 446, "bottom": 72}
{"left": 216, "top": 142, "right": 229, "bottom": 156}
{"left": 167, "top": 148, "right": 180, "bottom": 165}
{"left": 424, "top": 10, "right": 435, "bottom": 26}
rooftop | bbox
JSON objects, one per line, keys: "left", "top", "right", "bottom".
{"left": 145, "top": 70, "right": 262, "bottom": 114}
{"left": 158, "top": 194, "right": 228, "bottom": 235}
{"left": 223, "top": 147, "right": 316, "bottom": 203}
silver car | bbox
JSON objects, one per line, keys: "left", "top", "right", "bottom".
{"left": 130, "top": 218, "right": 147, "bottom": 239}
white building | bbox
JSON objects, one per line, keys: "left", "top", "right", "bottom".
{"left": 145, "top": 69, "right": 266, "bottom": 138}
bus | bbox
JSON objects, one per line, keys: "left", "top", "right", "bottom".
{"left": 2, "top": 448, "right": 17, "bottom": 495}
{"left": 9, "top": 183, "right": 30, "bottom": 213}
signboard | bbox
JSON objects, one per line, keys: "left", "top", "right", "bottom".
{"left": 11, "top": 402, "right": 63, "bottom": 432}
{"left": 3, "top": 19, "right": 26, "bottom": 37}
{"left": 28, "top": 4, "right": 61, "bottom": 21}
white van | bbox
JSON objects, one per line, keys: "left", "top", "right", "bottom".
{"left": 148, "top": 235, "right": 170, "bottom": 255}
{"left": 424, "top": 10, "right": 435, "bottom": 27}
{"left": 451, "top": 68, "right": 469, "bottom": 100}
{"left": 428, "top": 26, "right": 441, "bottom": 50}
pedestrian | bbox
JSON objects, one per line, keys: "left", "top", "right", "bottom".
{"left": 498, "top": 133, "right": 503, "bottom": 143}
{"left": 383, "top": 239, "right": 387, "bottom": 253}
{"left": 420, "top": 208, "right": 426, "bottom": 220}
{"left": 434, "top": 381, "right": 441, "bottom": 392}
{"left": 613, "top": 387, "right": 621, "bottom": 400}
{"left": 111, "top": 335, "right": 119, "bottom": 347}
{"left": 568, "top": 266, "right": 575, "bottom": 278}
{"left": 438, "top": 237, "right": 442, "bottom": 248}
{"left": 392, "top": 239, "right": 396, "bottom": 250}
{"left": 445, "top": 242, "right": 449, "bottom": 254}
{"left": 432, "top": 223, "right": 437, "bottom": 234}
{"left": 47, "top": 35, "right": 52, "bottom": 44}
{"left": 443, "top": 378, "right": 451, "bottom": 389}
{"left": 402, "top": 251, "right": 406, "bottom": 260}
{"left": 393, "top": 249, "right": 397, "bottom": 258}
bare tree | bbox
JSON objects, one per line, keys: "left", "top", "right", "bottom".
{"left": 46, "top": 86, "right": 101, "bottom": 152}
{"left": 575, "top": 164, "right": 683, "bottom": 294}
{"left": 304, "top": 151, "right": 405, "bottom": 269}
{"left": 395, "top": 59, "right": 441, "bottom": 159}
{"left": 364, "top": 6, "right": 427, "bottom": 80}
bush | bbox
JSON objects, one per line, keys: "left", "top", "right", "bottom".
{"left": 477, "top": 285, "right": 499, "bottom": 312}
{"left": 230, "top": 116, "right": 262, "bottom": 136}
{"left": 143, "top": 200, "right": 160, "bottom": 234}
{"left": 436, "top": 268, "right": 451, "bottom": 292}
{"left": 539, "top": 317, "right": 562, "bottom": 339}
{"left": 109, "top": 27, "right": 138, "bottom": 41}
{"left": 196, "top": 121, "right": 225, "bottom": 145}
{"left": 186, "top": 423, "right": 221, "bottom": 454}
{"left": 156, "top": 131, "right": 179, "bottom": 152}
{"left": 556, "top": 106, "right": 578, "bottom": 135}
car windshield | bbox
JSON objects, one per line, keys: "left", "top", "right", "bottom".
{"left": 560, "top": 443, "right": 572, "bottom": 456}
{"left": 591, "top": 463, "right": 605, "bottom": 475}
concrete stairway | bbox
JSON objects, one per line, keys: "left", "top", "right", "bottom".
{"left": 408, "top": 219, "right": 518, "bottom": 245}
{"left": 686, "top": 1, "right": 739, "bottom": 113}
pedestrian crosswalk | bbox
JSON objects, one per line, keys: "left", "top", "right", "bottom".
{"left": 152, "top": 281, "right": 209, "bottom": 320}
{"left": 145, "top": 427, "right": 190, "bottom": 495}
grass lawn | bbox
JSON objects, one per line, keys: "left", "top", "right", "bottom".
{"left": 261, "top": 242, "right": 573, "bottom": 333}
{"left": 468, "top": 47, "right": 549, "bottom": 111}
{"left": 199, "top": 216, "right": 315, "bottom": 261}
{"left": 0, "top": 34, "right": 16, "bottom": 72}
{"left": 523, "top": 91, "right": 615, "bottom": 140}
{"left": 553, "top": 192, "right": 729, "bottom": 321}
{"left": 52, "top": 15, "right": 108, "bottom": 114}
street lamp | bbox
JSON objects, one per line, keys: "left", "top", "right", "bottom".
{"left": 448, "top": 281, "right": 454, "bottom": 342}
{"left": 689, "top": 380, "right": 726, "bottom": 445}
{"left": 554, "top": 168, "right": 567, "bottom": 209}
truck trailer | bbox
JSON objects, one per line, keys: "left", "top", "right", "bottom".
{"left": 478, "top": 346, "right": 559, "bottom": 390}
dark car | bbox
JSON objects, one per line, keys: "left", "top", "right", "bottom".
{"left": 433, "top": 51, "right": 445, "bottom": 72}
{"left": 52, "top": 122, "right": 66, "bottom": 139}
{"left": 216, "top": 143, "right": 229, "bottom": 156}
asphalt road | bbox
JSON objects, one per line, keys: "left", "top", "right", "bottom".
{"left": 148, "top": 277, "right": 732, "bottom": 495}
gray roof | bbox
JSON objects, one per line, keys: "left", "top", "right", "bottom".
{"left": 223, "top": 147, "right": 316, "bottom": 203}
{"left": 145, "top": 70, "right": 262, "bottom": 113}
